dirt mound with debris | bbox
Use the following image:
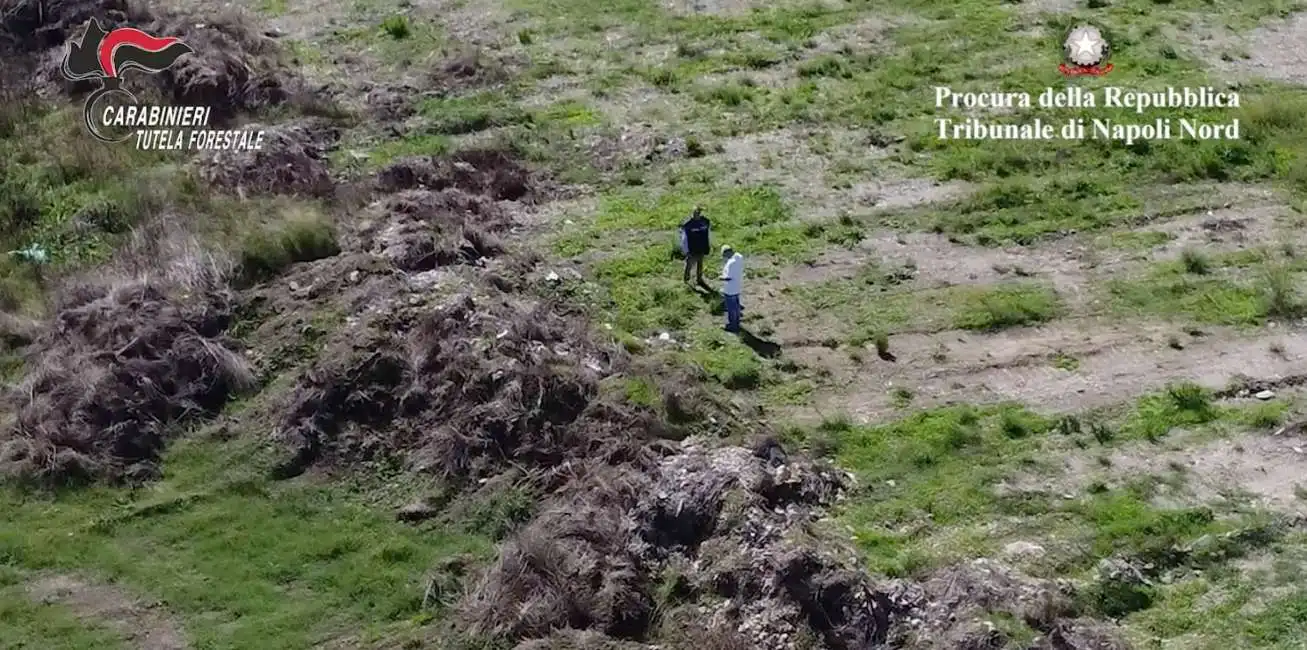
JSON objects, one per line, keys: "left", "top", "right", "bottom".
{"left": 270, "top": 290, "right": 647, "bottom": 484}
{"left": 0, "top": 280, "right": 254, "bottom": 485}
{"left": 194, "top": 118, "right": 339, "bottom": 197}
{"left": 375, "top": 150, "right": 534, "bottom": 201}
{"left": 460, "top": 442, "right": 899, "bottom": 649}
{"left": 3, "top": 0, "right": 296, "bottom": 121}
{"left": 888, "top": 559, "right": 1130, "bottom": 649}
{"left": 344, "top": 150, "right": 537, "bottom": 270}
{"left": 354, "top": 189, "right": 509, "bottom": 271}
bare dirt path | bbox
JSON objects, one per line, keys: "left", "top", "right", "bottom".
{"left": 25, "top": 574, "right": 188, "bottom": 650}
{"left": 787, "top": 318, "right": 1307, "bottom": 423}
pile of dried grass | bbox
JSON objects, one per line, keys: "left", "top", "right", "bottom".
{"left": 271, "top": 293, "right": 647, "bottom": 485}
{"left": 194, "top": 118, "right": 339, "bottom": 198}
{"left": 0, "top": 278, "right": 254, "bottom": 484}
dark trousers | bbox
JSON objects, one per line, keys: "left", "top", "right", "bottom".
{"left": 724, "top": 293, "right": 741, "bottom": 332}
{"left": 684, "top": 254, "right": 705, "bottom": 283}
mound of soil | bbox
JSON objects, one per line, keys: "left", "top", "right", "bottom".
{"left": 459, "top": 442, "right": 899, "bottom": 649}
{"left": 0, "top": 281, "right": 254, "bottom": 484}
{"left": 375, "top": 150, "right": 533, "bottom": 201}
{"left": 194, "top": 118, "right": 339, "bottom": 197}
{"left": 270, "top": 291, "right": 643, "bottom": 484}
{"left": 428, "top": 49, "right": 516, "bottom": 95}
{"left": 355, "top": 189, "right": 510, "bottom": 271}
{"left": 888, "top": 559, "right": 1132, "bottom": 649}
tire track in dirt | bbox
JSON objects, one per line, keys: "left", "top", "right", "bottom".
{"left": 787, "top": 318, "right": 1307, "bottom": 423}
{"left": 25, "top": 574, "right": 187, "bottom": 649}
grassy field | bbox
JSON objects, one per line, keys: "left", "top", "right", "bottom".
{"left": 5, "top": 0, "right": 1307, "bottom": 647}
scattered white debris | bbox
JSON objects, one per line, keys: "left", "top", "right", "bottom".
{"left": 658, "top": 332, "right": 671, "bottom": 341}
{"left": 545, "top": 271, "right": 561, "bottom": 282}
{"left": 496, "top": 329, "right": 509, "bottom": 339}
{"left": 348, "top": 270, "right": 360, "bottom": 283}
{"left": 1256, "top": 390, "right": 1276, "bottom": 400}
{"left": 1002, "top": 541, "right": 1047, "bottom": 560}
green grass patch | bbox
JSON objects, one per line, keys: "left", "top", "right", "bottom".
{"left": 236, "top": 207, "right": 340, "bottom": 286}
{"left": 821, "top": 381, "right": 1283, "bottom": 577}
{"left": 952, "top": 283, "right": 1061, "bottom": 331}
{"left": 831, "top": 404, "right": 1057, "bottom": 575}
{"left": 0, "top": 583, "right": 126, "bottom": 649}
{"left": 416, "top": 92, "right": 533, "bottom": 135}
{"left": 0, "top": 433, "right": 494, "bottom": 649}
{"left": 1106, "top": 253, "right": 1307, "bottom": 325}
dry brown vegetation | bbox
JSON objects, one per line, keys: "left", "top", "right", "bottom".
{"left": 0, "top": 262, "right": 254, "bottom": 485}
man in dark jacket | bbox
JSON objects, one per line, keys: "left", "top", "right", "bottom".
{"left": 680, "top": 206, "right": 711, "bottom": 287}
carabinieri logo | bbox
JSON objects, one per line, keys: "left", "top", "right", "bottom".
{"left": 61, "top": 19, "right": 194, "bottom": 143}
{"left": 60, "top": 19, "right": 265, "bottom": 150}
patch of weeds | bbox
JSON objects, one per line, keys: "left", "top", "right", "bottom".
{"left": 1238, "top": 401, "right": 1287, "bottom": 430}
{"left": 797, "top": 55, "right": 854, "bottom": 79}
{"left": 381, "top": 15, "right": 411, "bottom": 39}
{"left": 694, "top": 79, "right": 757, "bottom": 107}
{"left": 952, "top": 284, "right": 1060, "bottom": 331}
{"left": 686, "top": 329, "right": 767, "bottom": 390}
{"left": 765, "top": 378, "right": 815, "bottom": 405}
{"left": 1261, "top": 262, "right": 1304, "bottom": 320}
{"left": 890, "top": 387, "right": 914, "bottom": 408}
{"left": 834, "top": 404, "right": 1058, "bottom": 574}
{"left": 457, "top": 485, "right": 536, "bottom": 540}
{"left": 535, "top": 100, "right": 602, "bottom": 128}
{"left": 417, "top": 92, "right": 531, "bottom": 135}
{"left": 999, "top": 409, "right": 1051, "bottom": 439}
{"left": 1090, "top": 421, "right": 1116, "bottom": 445}
{"left": 0, "top": 434, "right": 495, "bottom": 648}
{"left": 1181, "top": 248, "right": 1211, "bottom": 275}
{"left": 1107, "top": 261, "right": 1275, "bottom": 327}
{"left": 873, "top": 332, "right": 891, "bottom": 359}
{"left": 1121, "top": 382, "right": 1219, "bottom": 441}
{"left": 622, "top": 377, "right": 661, "bottom": 408}
{"left": 1080, "top": 577, "right": 1156, "bottom": 618}
{"left": 1066, "top": 485, "right": 1229, "bottom": 570}
{"left": 258, "top": 0, "right": 288, "bottom": 15}
{"left": 236, "top": 207, "right": 340, "bottom": 286}
{"left": 1056, "top": 415, "right": 1082, "bottom": 436}
{"left": 1052, "top": 352, "right": 1079, "bottom": 371}
{"left": 1100, "top": 230, "right": 1173, "bottom": 251}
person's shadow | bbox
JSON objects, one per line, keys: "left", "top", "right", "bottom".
{"left": 739, "top": 328, "right": 781, "bottom": 358}
{"left": 691, "top": 285, "right": 782, "bottom": 357}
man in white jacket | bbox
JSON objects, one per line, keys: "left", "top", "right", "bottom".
{"left": 720, "top": 244, "right": 743, "bottom": 333}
